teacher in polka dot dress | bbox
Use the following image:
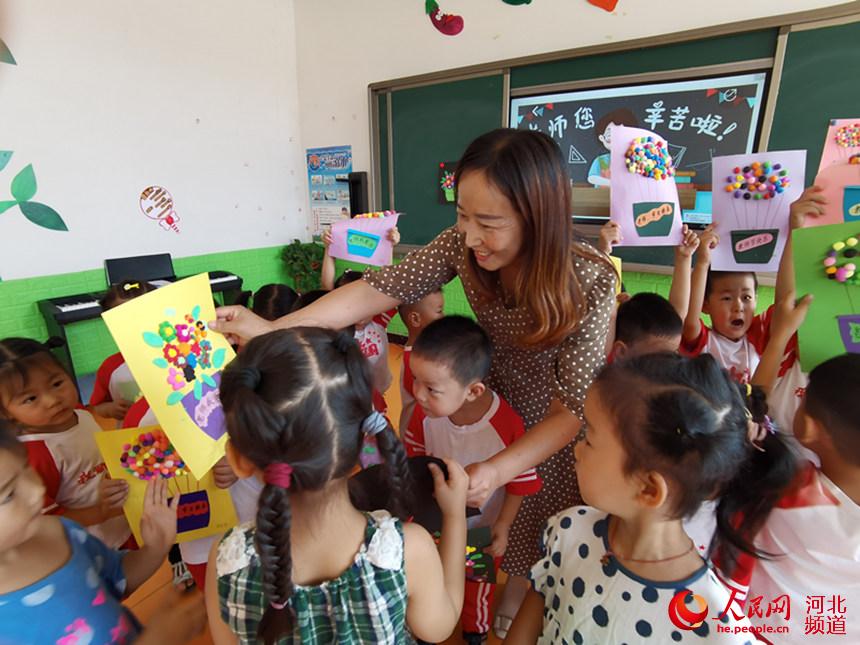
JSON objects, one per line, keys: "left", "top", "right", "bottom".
{"left": 212, "top": 128, "right": 617, "bottom": 628}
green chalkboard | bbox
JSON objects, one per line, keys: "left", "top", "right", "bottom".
{"left": 769, "top": 20, "right": 860, "bottom": 185}
{"left": 390, "top": 75, "right": 504, "bottom": 245}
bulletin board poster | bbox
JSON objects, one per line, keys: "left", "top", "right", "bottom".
{"left": 307, "top": 145, "right": 352, "bottom": 233}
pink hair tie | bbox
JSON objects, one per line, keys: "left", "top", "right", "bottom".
{"left": 270, "top": 600, "right": 288, "bottom": 610}
{"left": 264, "top": 462, "right": 294, "bottom": 489}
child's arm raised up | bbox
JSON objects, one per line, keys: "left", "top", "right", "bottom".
{"left": 321, "top": 228, "right": 336, "bottom": 291}
{"left": 122, "top": 478, "right": 178, "bottom": 594}
{"left": 404, "top": 458, "right": 467, "bottom": 643}
{"left": 775, "top": 186, "right": 827, "bottom": 302}
{"left": 752, "top": 290, "right": 812, "bottom": 393}
{"left": 669, "top": 224, "right": 700, "bottom": 321}
{"left": 683, "top": 225, "right": 719, "bottom": 344}
{"left": 504, "top": 588, "right": 545, "bottom": 644}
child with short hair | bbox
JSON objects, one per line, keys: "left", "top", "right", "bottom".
{"left": 251, "top": 283, "right": 298, "bottom": 321}
{"left": 206, "top": 327, "right": 468, "bottom": 644}
{"left": 406, "top": 316, "right": 542, "bottom": 644}
{"left": 506, "top": 353, "right": 798, "bottom": 644}
{"left": 0, "top": 419, "right": 205, "bottom": 644}
{"left": 90, "top": 280, "right": 155, "bottom": 421}
{"left": 721, "top": 353, "right": 860, "bottom": 643}
{"left": 0, "top": 337, "right": 131, "bottom": 548}
{"left": 397, "top": 288, "right": 444, "bottom": 432}
{"left": 610, "top": 292, "right": 683, "bottom": 360}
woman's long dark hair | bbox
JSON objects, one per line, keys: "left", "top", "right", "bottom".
{"left": 594, "top": 353, "right": 798, "bottom": 575}
{"left": 219, "top": 327, "right": 412, "bottom": 644}
{"left": 455, "top": 128, "right": 615, "bottom": 347}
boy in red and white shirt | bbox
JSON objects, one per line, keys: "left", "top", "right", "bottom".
{"left": 404, "top": 316, "right": 541, "bottom": 643}
{"left": 396, "top": 287, "right": 444, "bottom": 432}
{"left": 679, "top": 187, "right": 825, "bottom": 432}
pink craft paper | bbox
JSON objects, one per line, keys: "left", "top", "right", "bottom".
{"left": 817, "top": 118, "right": 860, "bottom": 174}
{"left": 329, "top": 213, "right": 400, "bottom": 267}
{"left": 609, "top": 126, "right": 682, "bottom": 247}
{"left": 710, "top": 150, "right": 805, "bottom": 272}
{"left": 811, "top": 163, "right": 860, "bottom": 227}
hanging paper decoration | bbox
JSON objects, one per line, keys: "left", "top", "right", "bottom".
{"left": 710, "top": 152, "right": 804, "bottom": 270}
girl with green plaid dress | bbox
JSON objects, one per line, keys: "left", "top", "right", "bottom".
{"left": 203, "top": 327, "right": 469, "bottom": 644}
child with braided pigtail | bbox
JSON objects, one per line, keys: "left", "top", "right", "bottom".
{"left": 205, "top": 327, "right": 468, "bottom": 645}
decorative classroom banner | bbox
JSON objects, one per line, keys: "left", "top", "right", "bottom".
{"left": 95, "top": 426, "right": 236, "bottom": 545}
{"left": 710, "top": 151, "right": 805, "bottom": 271}
{"left": 307, "top": 145, "right": 352, "bottom": 233}
{"left": 102, "top": 274, "right": 235, "bottom": 478}
{"left": 812, "top": 120, "right": 860, "bottom": 228}
{"left": 793, "top": 221, "right": 860, "bottom": 372}
{"left": 329, "top": 211, "right": 400, "bottom": 267}
{"left": 610, "top": 125, "right": 682, "bottom": 247}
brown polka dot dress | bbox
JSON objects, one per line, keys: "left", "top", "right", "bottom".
{"left": 364, "top": 227, "right": 616, "bottom": 575}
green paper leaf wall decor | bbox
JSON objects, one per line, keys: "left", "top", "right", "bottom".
{"left": 18, "top": 201, "right": 68, "bottom": 231}
{"left": 11, "top": 164, "right": 37, "bottom": 202}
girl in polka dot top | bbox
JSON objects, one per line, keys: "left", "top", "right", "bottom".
{"left": 506, "top": 353, "right": 799, "bottom": 644}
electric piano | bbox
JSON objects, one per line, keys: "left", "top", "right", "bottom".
{"left": 38, "top": 269, "right": 243, "bottom": 383}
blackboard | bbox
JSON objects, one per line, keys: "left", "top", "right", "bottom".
{"left": 389, "top": 75, "right": 504, "bottom": 245}
{"left": 510, "top": 72, "right": 767, "bottom": 186}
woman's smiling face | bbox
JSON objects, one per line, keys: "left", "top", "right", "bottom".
{"left": 456, "top": 170, "right": 524, "bottom": 273}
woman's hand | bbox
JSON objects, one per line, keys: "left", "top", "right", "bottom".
{"left": 464, "top": 460, "right": 500, "bottom": 508}
{"left": 210, "top": 306, "right": 273, "bottom": 347}
{"left": 139, "top": 478, "right": 179, "bottom": 552}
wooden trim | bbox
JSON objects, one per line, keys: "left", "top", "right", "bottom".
{"left": 757, "top": 27, "right": 790, "bottom": 151}
{"left": 386, "top": 92, "right": 395, "bottom": 210}
{"left": 367, "top": 4, "right": 860, "bottom": 92}
{"left": 509, "top": 59, "right": 773, "bottom": 98}
{"left": 789, "top": 11, "right": 860, "bottom": 31}
{"left": 368, "top": 88, "right": 381, "bottom": 211}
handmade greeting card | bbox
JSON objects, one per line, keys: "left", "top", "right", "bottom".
{"left": 710, "top": 151, "right": 805, "bottom": 271}
{"left": 610, "top": 126, "right": 682, "bottom": 247}
{"left": 793, "top": 221, "right": 860, "bottom": 371}
{"left": 329, "top": 211, "right": 400, "bottom": 267}
{"left": 817, "top": 119, "right": 860, "bottom": 173}
{"left": 102, "top": 274, "right": 235, "bottom": 478}
{"left": 95, "top": 426, "right": 237, "bottom": 545}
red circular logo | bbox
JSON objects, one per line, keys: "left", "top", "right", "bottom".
{"left": 668, "top": 590, "right": 709, "bottom": 631}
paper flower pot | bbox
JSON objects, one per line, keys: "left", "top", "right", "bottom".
{"left": 442, "top": 187, "right": 455, "bottom": 203}
{"left": 181, "top": 372, "right": 226, "bottom": 441}
{"left": 632, "top": 202, "right": 674, "bottom": 237}
{"left": 173, "top": 490, "right": 211, "bottom": 533}
{"left": 837, "top": 314, "right": 860, "bottom": 353}
{"left": 346, "top": 229, "right": 381, "bottom": 258}
{"left": 731, "top": 229, "right": 779, "bottom": 264}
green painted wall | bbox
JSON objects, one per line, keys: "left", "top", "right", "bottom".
{"left": 0, "top": 247, "right": 775, "bottom": 378}
{"left": 0, "top": 245, "right": 289, "bottom": 375}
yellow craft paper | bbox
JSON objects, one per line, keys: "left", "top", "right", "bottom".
{"left": 610, "top": 256, "right": 623, "bottom": 295}
{"left": 95, "top": 426, "right": 237, "bottom": 545}
{"left": 101, "top": 274, "right": 236, "bottom": 478}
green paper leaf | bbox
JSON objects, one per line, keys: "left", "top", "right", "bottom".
{"left": 202, "top": 373, "right": 216, "bottom": 388}
{"left": 212, "top": 348, "right": 226, "bottom": 369}
{"left": 0, "top": 201, "right": 17, "bottom": 214}
{"left": 0, "top": 38, "right": 15, "bottom": 66}
{"left": 11, "top": 164, "right": 37, "bottom": 202}
{"left": 194, "top": 379, "right": 203, "bottom": 400}
{"left": 19, "top": 201, "right": 68, "bottom": 231}
{"left": 850, "top": 322, "right": 860, "bottom": 344}
{"left": 167, "top": 391, "right": 184, "bottom": 405}
{"left": 152, "top": 357, "right": 169, "bottom": 368}
{"left": 0, "top": 151, "right": 12, "bottom": 171}
{"left": 192, "top": 305, "right": 201, "bottom": 320}
{"left": 143, "top": 331, "right": 163, "bottom": 348}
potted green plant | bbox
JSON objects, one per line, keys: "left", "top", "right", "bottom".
{"left": 280, "top": 239, "right": 324, "bottom": 294}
